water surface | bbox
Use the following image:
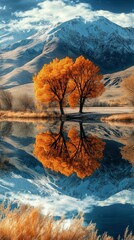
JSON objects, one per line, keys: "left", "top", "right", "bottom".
{"left": 0, "top": 120, "right": 134, "bottom": 238}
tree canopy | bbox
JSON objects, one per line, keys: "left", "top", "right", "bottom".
{"left": 33, "top": 57, "right": 73, "bottom": 115}
{"left": 69, "top": 56, "right": 105, "bottom": 113}
{"left": 33, "top": 56, "right": 105, "bottom": 114}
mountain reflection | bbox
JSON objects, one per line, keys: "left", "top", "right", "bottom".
{"left": 34, "top": 122, "right": 105, "bottom": 179}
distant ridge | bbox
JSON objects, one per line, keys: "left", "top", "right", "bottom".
{"left": 1, "top": 16, "right": 134, "bottom": 88}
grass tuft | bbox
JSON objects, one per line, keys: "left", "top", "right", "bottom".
{"left": 0, "top": 110, "right": 59, "bottom": 120}
{"left": 0, "top": 205, "right": 133, "bottom": 240}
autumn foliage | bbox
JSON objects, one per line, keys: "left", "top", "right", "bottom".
{"left": 33, "top": 57, "right": 73, "bottom": 115}
{"left": 34, "top": 122, "right": 105, "bottom": 179}
{"left": 33, "top": 56, "right": 105, "bottom": 114}
{"left": 69, "top": 56, "right": 105, "bottom": 113}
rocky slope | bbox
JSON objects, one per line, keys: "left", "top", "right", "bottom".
{"left": 1, "top": 16, "right": 134, "bottom": 88}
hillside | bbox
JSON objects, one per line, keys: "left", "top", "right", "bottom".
{"left": 8, "top": 65, "right": 134, "bottom": 107}
{"left": 102, "top": 65, "right": 134, "bottom": 105}
{"left": 1, "top": 16, "right": 134, "bottom": 89}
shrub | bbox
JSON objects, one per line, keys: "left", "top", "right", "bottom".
{"left": 0, "top": 90, "right": 13, "bottom": 110}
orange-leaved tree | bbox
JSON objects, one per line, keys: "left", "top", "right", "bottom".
{"left": 33, "top": 57, "right": 74, "bottom": 115}
{"left": 68, "top": 56, "right": 105, "bottom": 113}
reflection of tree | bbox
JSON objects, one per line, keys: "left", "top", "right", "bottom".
{"left": 67, "top": 124, "right": 105, "bottom": 178}
{"left": 34, "top": 122, "right": 105, "bottom": 179}
{"left": 34, "top": 122, "right": 74, "bottom": 177}
{"left": 121, "top": 132, "right": 134, "bottom": 166}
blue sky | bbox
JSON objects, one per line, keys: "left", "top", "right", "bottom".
{"left": 83, "top": 0, "right": 134, "bottom": 13}
{"left": 0, "top": 0, "right": 134, "bottom": 47}
{"left": 0, "top": 0, "right": 134, "bottom": 14}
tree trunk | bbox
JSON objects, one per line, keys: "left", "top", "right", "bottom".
{"left": 79, "top": 104, "right": 83, "bottom": 113}
{"left": 79, "top": 122, "right": 86, "bottom": 139}
{"left": 60, "top": 121, "right": 64, "bottom": 134}
{"left": 59, "top": 101, "right": 64, "bottom": 115}
{"left": 79, "top": 122, "right": 84, "bottom": 138}
{"left": 79, "top": 98, "right": 85, "bottom": 114}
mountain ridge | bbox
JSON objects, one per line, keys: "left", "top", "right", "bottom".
{"left": 1, "top": 16, "right": 134, "bottom": 88}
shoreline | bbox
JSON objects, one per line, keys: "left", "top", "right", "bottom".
{"left": 101, "top": 113, "right": 134, "bottom": 122}
{"left": 0, "top": 111, "right": 59, "bottom": 120}
{"left": 0, "top": 110, "right": 134, "bottom": 122}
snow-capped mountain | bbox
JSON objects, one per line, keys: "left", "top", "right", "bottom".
{"left": 1, "top": 16, "right": 134, "bottom": 88}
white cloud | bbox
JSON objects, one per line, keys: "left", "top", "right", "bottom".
{"left": 12, "top": 1, "right": 92, "bottom": 31}
{"left": 8, "top": 19, "right": 34, "bottom": 32}
{"left": 0, "top": 5, "right": 6, "bottom": 11}
{"left": 95, "top": 10, "right": 134, "bottom": 28}
{"left": 4, "top": 0, "right": 134, "bottom": 33}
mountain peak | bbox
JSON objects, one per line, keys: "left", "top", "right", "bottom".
{"left": 49, "top": 15, "right": 128, "bottom": 40}
{"left": 1, "top": 15, "right": 134, "bottom": 88}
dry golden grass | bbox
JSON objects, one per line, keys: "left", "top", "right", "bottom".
{"left": 0, "top": 111, "right": 60, "bottom": 120}
{"left": 102, "top": 113, "right": 134, "bottom": 122}
{"left": 0, "top": 205, "right": 133, "bottom": 240}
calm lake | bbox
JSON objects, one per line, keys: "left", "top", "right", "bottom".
{"left": 0, "top": 120, "right": 134, "bottom": 238}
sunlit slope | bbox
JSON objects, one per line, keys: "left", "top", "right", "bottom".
{"left": 102, "top": 65, "right": 134, "bottom": 104}
{"left": 1, "top": 17, "right": 134, "bottom": 88}
{"left": 8, "top": 65, "right": 134, "bottom": 106}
